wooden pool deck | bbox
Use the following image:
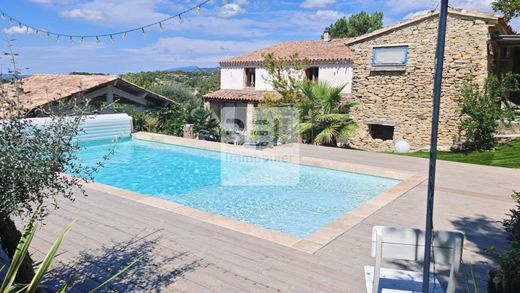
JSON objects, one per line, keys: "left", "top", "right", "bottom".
{"left": 24, "top": 141, "right": 520, "bottom": 292}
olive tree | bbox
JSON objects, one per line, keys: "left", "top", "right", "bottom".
{"left": 0, "top": 53, "right": 109, "bottom": 282}
{"left": 261, "top": 53, "right": 308, "bottom": 106}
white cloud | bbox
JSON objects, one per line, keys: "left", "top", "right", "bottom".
{"left": 301, "top": 0, "right": 336, "bottom": 9}
{"left": 450, "top": 0, "right": 493, "bottom": 12}
{"left": 2, "top": 26, "right": 35, "bottom": 34}
{"left": 122, "top": 37, "right": 273, "bottom": 64}
{"left": 403, "top": 9, "right": 430, "bottom": 20}
{"left": 306, "top": 10, "right": 343, "bottom": 21}
{"left": 163, "top": 15, "right": 269, "bottom": 37}
{"left": 382, "top": 0, "right": 494, "bottom": 25}
{"left": 383, "top": 0, "right": 430, "bottom": 14}
{"left": 216, "top": 3, "right": 246, "bottom": 18}
{"left": 383, "top": 0, "right": 493, "bottom": 15}
{"left": 59, "top": 0, "right": 168, "bottom": 27}
{"left": 60, "top": 8, "right": 106, "bottom": 22}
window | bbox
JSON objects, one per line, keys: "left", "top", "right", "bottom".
{"left": 369, "top": 124, "right": 394, "bottom": 141}
{"left": 305, "top": 67, "right": 319, "bottom": 81}
{"left": 245, "top": 68, "right": 256, "bottom": 87}
{"left": 372, "top": 45, "right": 409, "bottom": 67}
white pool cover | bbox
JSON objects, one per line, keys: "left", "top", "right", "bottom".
{"left": 20, "top": 114, "right": 133, "bottom": 142}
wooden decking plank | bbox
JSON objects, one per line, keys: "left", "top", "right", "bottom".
{"left": 36, "top": 207, "right": 300, "bottom": 292}
{"left": 53, "top": 191, "right": 352, "bottom": 273}
{"left": 39, "top": 200, "right": 346, "bottom": 292}
{"left": 14, "top": 142, "right": 519, "bottom": 292}
{"left": 55, "top": 194, "right": 354, "bottom": 271}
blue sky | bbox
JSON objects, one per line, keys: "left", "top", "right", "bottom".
{"left": 0, "top": 0, "right": 506, "bottom": 74}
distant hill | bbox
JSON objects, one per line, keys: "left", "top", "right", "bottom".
{"left": 0, "top": 74, "right": 30, "bottom": 80}
{"left": 167, "top": 66, "right": 219, "bottom": 73}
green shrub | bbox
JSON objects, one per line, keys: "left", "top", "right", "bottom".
{"left": 459, "top": 74, "right": 517, "bottom": 150}
{"left": 128, "top": 110, "right": 147, "bottom": 132}
{"left": 149, "top": 81, "right": 201, "bottom": 111}
{"left": 299, "top": 81, "right": 357, "bottom": 146}
{"left": 459, "top": 75, "right": 503, "bottom": 150}
{"left": 488, "top": 191, "right": 520, "bottom": 293}
{"left": 156, "top": 104, "right": 188, "bottom": 136}
{"left": 503, "top": 191, "right": 520, "bottom": 243}
{"left": 129, "top": 104, "right": 221, "bottom": 139}
{"left": 125, "top": 79, "right": 221, "bottom": 138}
{"left": 187, "top": 108, "right": 220, "bottom": 139}
{"left": 488, "top": 242, "right": 520, "bottom": 293}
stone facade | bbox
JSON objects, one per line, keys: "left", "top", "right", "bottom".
{"left": 348, "top": 13, "right": 493, "bottom": 151}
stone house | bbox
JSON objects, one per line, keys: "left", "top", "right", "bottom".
{"left": 203, "top": 38, "right": 353, "bottom": 136}
{"left": 205, "top": 7, "right": 515, "bottom": 150}
{"left": 346, "top": 8, "right": 512, "bottom": 151}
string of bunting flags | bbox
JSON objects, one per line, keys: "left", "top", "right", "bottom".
{"left": 0, "top": 0, "right": 228, "bottom": 44}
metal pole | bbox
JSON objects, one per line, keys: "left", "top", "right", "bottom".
{"left": 423, "top": 1, "right": 448, "bottom": 292}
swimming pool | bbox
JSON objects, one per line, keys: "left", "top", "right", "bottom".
{"left": 78, "top": 138, "right": 400, "bottom": 237}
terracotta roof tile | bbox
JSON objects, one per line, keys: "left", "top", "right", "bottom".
{"left": 203, "top": 89, "right": 281, "bottom": 102}
{"left": 3, "top": 74, "right": 172, "bottom": 110}
{"left": 203, "top": 89, "right": 353, "bottom": 104}
{"left": 220, "top": 39, "right": 352, "bottom": 66}
{"left": 3, "top": 74, "right": 118, "bottom": 109}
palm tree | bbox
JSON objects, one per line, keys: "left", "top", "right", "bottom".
{"left": 188, "top": 108, "right": 220, "bottom": 138}
{"left": 299, "top": 81, "right": 357, "bottom": 146}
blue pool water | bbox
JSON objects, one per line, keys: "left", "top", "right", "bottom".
{"left": 78, "top": 139, "right": 399, "bottom": 237}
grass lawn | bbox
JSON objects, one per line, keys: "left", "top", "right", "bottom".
{"left": 399, "top": 138, "right": 520, "bottom": 168}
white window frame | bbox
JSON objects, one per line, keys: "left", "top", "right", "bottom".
{"left": 372, "top": 45, "right": 409, "bottom": 67}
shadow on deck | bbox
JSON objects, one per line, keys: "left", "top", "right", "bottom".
{"left": 41, "top": 230, "right": 204, "bottom": 292}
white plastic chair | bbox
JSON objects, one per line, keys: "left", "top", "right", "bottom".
{"left": 365, "top": 226, "right": 464, "bottom": 293}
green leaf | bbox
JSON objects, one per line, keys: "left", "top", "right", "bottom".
{"left": 26, "top": 219, "right": 76, "bottom": 293}
{"left": 299, "top": 122, "right": 313, "bottom": 134}
{"left": 470, "top": 264, "right": 479, "bottom": 293}
{"left": 315, "top": 125, "right": 337, "bottom": 145}
{"left": 338, "top": 123, "right": 358, "bottom": 139}
{"left": 315, "top": 113, "right": 349, "bottom": 122}
{"left": 88, "top": 256, "right": 143, "bottom": 293}
{"left": 0, "top": 206, "right": 41, "bottom": 292}
{"left": 9, "top": 283, "right": 28, "bottom": 293}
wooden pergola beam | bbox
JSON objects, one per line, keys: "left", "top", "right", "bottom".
{"left": 83, "top": 84, "right": 149, "bottom": 106}
{"left": 111, "top": 86, "right": 148, "bottom": 106}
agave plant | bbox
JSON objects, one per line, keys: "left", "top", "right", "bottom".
{"left": 144, "top": 116, "right": 161, "bottom": 133}
{"left": 299, "top": 81, "right": 357, "bottom": 146}
{"left": 462, "top": 262, "right": 480, "bottom": 293}
{"left": 0, "top": 207, "right": 140, "bottom": 292}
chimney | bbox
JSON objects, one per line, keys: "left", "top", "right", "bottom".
{"left": 323, "top": 27, "right": 332, "bottom": 42}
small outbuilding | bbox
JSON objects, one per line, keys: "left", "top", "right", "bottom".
{"left": 4, "top": 74, "right": 172, "bottom": 116}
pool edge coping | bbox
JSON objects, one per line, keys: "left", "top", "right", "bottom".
{"left": 83, "top": 132, "right": 427, "bottom": 254}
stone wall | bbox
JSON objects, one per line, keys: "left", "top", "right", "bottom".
{"left": 348, "top": 13, "right": 491, "bottom": 151}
